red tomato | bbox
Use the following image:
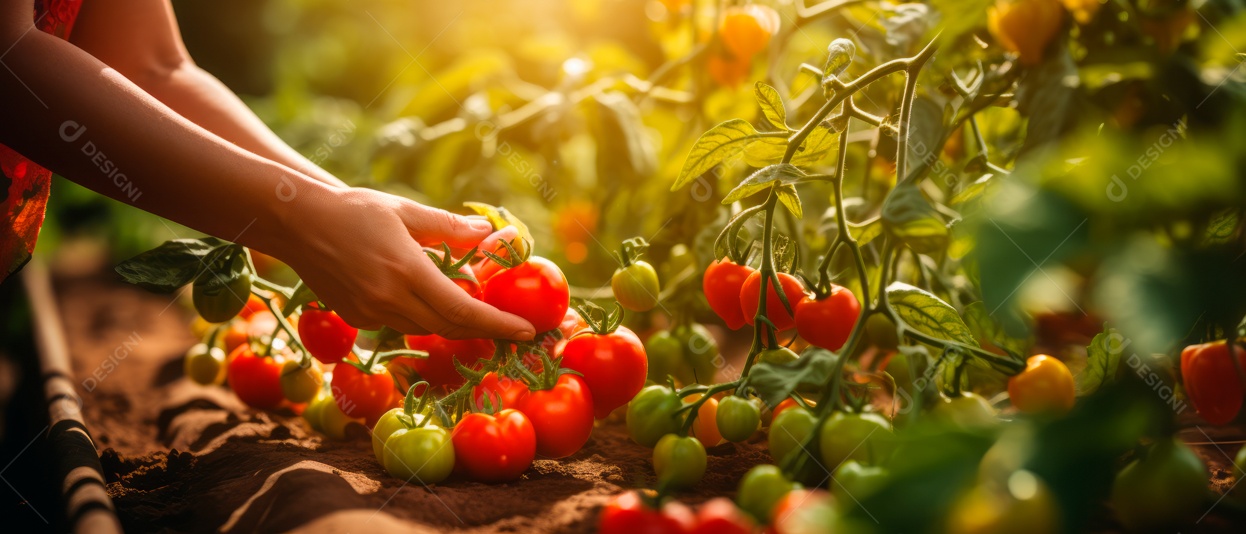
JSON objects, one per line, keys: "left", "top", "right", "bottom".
{"left": 480, "top": 257, "right": 570, "bottom": 333}
{"left": 794, "top": 285, "right": 861, "bottom": 351}
{"left": 512, "top": 374, "right": 595, "bottom": 458}
{"left": 739, "top": 271, "right": 806, "bottom": 332}
{"left": 560, "top": 326, "right": 648, "bottom": 419}
{"left": 226, "top": 345, "right": 285, "bottom": 410}
{"left": 246, "top": 310, "right": 280, "bottom": 340}
{"left": 451, "top": 409, "right": 537, "bottom": 482}
{"left": 1181, "top": 341, "right": 1246, "bottom": 425}
{"left": 471, "top": 226, "right": 520, "bottom": 283}
{"left": 222, "top": 319, "right": 250, "bottom": 355}
{"left": 599, "top": 491, "right": 695, "bottom": 534}
{"left": 691, "top": 497, "right": 755, "bottom": 534}
{"left": 238, "top": 294, "right": 268, "bottom": 320}
{"left": 472, "top": 371, "right": 528, "bottom": 410}
{"left": 772, "top": 397, "right": 815, "bottom": 420}
{"left": 331, "top": 358, "right": 396, "bottom": 425}
{"left": 396, "top": 335, "right": 495, "bottom": 393}
{"left": 298, "top": 306, "right": 359, "bottom": 364}
{"left": 704, "top": 259, "right": 755, "bottom": 330}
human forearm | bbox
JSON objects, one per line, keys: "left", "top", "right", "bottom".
{"left": 140, "top": 63, "right": 349, "bottom": 188}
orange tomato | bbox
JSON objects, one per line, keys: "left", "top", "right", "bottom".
{"left": 719, "top": 4, "right": 780, "bottom": 58}
{"left": 987, "top": 0, "right": 1066, "bottom": 66}
{"left": 1008, "top": 354, "right": 1076, "bottom": 415}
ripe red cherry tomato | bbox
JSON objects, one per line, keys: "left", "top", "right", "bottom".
{"left": 560, "top": 326, "right": 648, "bottom": 419}
{"left": 512, "top": 374, "right": 594, "bottom": 458}
{"left": 690, "top": 497, "right": 756, "bottom": 534}
{"left": 472, "top": 371, "right": 528, "bottom": 410}
{"left": 1181, "top": 341, "right": 1246, "bottom": 425}
{"left": 794, "top": 285, "right": 861, "bottom": 351}
{"left": 238, "top": 294, "right": 268, "bottom": 320}
{"left": 704, "top": 259, "right": 756, "bottom": 330}
{"left": 396, "top": 335, "right": 495, "bottom": 393}
{"left": 480, "top": 256, "right": 570, "bottom": 333}
{"left": 226, "top": 344, "right": 285, "bottom": 410}
{"left": 331, "top": 358, "right": 396, "bottom": 425}
{"left": 451, "top": 409, "right": 537, "bottom": 482}
{"left": 739, "top": 271, "right": 806, "bottom": 332}
{"left": 298, "top": 306, "right": 358, "bottom": 364}
{"left": 599, "top": 491, "right": 695, "bottom": 534}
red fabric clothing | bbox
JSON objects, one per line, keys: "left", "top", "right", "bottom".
{"left": 1, "top": 0, "right": 83, "bottom": 281}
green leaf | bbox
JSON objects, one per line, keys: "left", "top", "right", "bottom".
{"left": 904, "top": 97, "right": 946, "bottom": 178}
{"left": 722, "top": 164, "right": 806, "bottom": 205}
{"left": 282, "top": 281, "right": 320, "bottom": 317}
{"left": 850, "top": 219, "right": 884, "bottom": 247}
{"left": 882, "top": 182, "right": 949, "bottom": 254}
{"left": 1077, "top": 326, "right": 1125, "bottom": 396}
{"left": 949, "top": 174, "right": 994, "bottom": 205}
{"left": 887, "top": 282, "right": 979, "bottom": 348}
{"left": 748, "top": 348, "right": 838, "bottom": 408}
{"left": 1202, "top": 208, "right": 1240, "bottom": 246}
{"left": 595, "top": 91, "right": 658, "bottom": 177}
{"left": 744, "top": 125, "right": 838, "bottom": 167}
{"left": 755, "top": 82, "right": 788, "bottom": 130}
{"left": 674, "top": 119, "right": 780, "bottom": 190}
{"left": 776, "top": 185, "right": 803, "bottom": 219}
{"left": 962, "top": 301, "right": 1032, "bottom": 359}
{"left": 115, "top": 238, "right": 232, "bottom": 293}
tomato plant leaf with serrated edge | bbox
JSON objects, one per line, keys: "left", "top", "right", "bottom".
{"left": 962, "top": 301, "right": 1032, "bottom": 360}
{"left": 115, "top": 237, "right": 233, "bottom": 293}
{"left": 887, "top": 282, "right": 979, "bottom": 348}
{"left": 1077, "top": 326, "right": 1125, "bottom": 396}
{"left": 674, "top": 119, "right": 779, "bottom": 190}
{"left": 755, "top": 82, "right": 788, "bottom": 130}
{"left": 748, "top": 348, "right": 838, "bottom": 408}
{"left": 722, "top": 164, "right": 807, "bottom": 205}
{"left": 776, "top": 185, "right": 803, "bottom": 219}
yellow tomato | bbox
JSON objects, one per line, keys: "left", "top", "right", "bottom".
{"left": 1008, "top": 354, "right": 1076, "bottom": 415}
{"left": 988, "top": 0, "right": 1066, "bottom": 66}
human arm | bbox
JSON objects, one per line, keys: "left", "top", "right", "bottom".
{"left": 67, "top": 0, "right": 348, "bottom": 187}
{"left": 0, "top": 1, "right": 534, "bottom": 340}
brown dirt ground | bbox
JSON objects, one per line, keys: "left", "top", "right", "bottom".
{"left": 54, "top": 269, "right": 1246, "bottom": 533}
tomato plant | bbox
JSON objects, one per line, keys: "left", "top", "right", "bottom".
{"left": 298, "top": 305, "right": 358, "bottom": 365}
{"left": 452, "top": 409, "right": 537, "bottom": 482}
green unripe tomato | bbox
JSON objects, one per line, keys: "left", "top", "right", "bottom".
{"left": 184, "top": 343, "right": 227, "bottom": 386}
{"left": 279, "top": 359, "right": 323, "bottom": 404}
{"left": 653, "top": 434, "right": 707, "bottom": 489}
{"left": 627, "top": 385, "right": 683, "bottom": 447}
{"left": 674, "top": 323, "right": 720, "bottom": 385}
{"left": 819, "top": 411, "right": 894, "bottom": 468}
{"left": 769, "top": 406, "right": 819, "bottom": 466}
{"left": 372, "top": 408, "right": 418, "bottom": 463}
{"left": 645, "top": 330, "right": 686, "bottom": 384}
{"left": 318, "top": 392, "right": 364, "bottom": 440}
{"left": 612, "top": 260, "right": 661, "bottom": 312}
{"left": 933, "top": 392, "right": 999, "bottom": 430}
{"left": 1110, "top": 437, "right": 1207, "bottom": 531}
{"left": 736, "top": 464, "right": 798, "bottom": 521}
{"left": 382, "top": 424, "right": 455, "bottom": 484}
{"left": 832, "top": 460, "right": 888, "bottom": 510}
{"left": 756, "top": 347, "right": 799, "bottom": 366}
{"left": 717, "top": 395, "right": 761, "bottom": 442}
{"left": 192, "top": 265, "right": 253, "bottom": 323}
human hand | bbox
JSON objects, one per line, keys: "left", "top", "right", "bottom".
{"left": 268, "top": 185, "right": 536, "bottom": 340}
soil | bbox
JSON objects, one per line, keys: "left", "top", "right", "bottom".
{"left": 51, "top": 269, "right": 1246, "bottom": 533}
{"left": 58, "top": 270, "right": 766, "bottom": 533}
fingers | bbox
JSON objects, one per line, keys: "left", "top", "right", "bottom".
{"left": 405, "top": 254, "right": 536, "bottom": 340}
{"left": 402, "top": 203, "right": 494, "bottom": 252}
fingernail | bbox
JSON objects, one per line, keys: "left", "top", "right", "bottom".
{"left": 513, "top": 328, "right": 536, "bottom": 341}
{"left": 469, "top": 219, "right": 494, "bottom": 233}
